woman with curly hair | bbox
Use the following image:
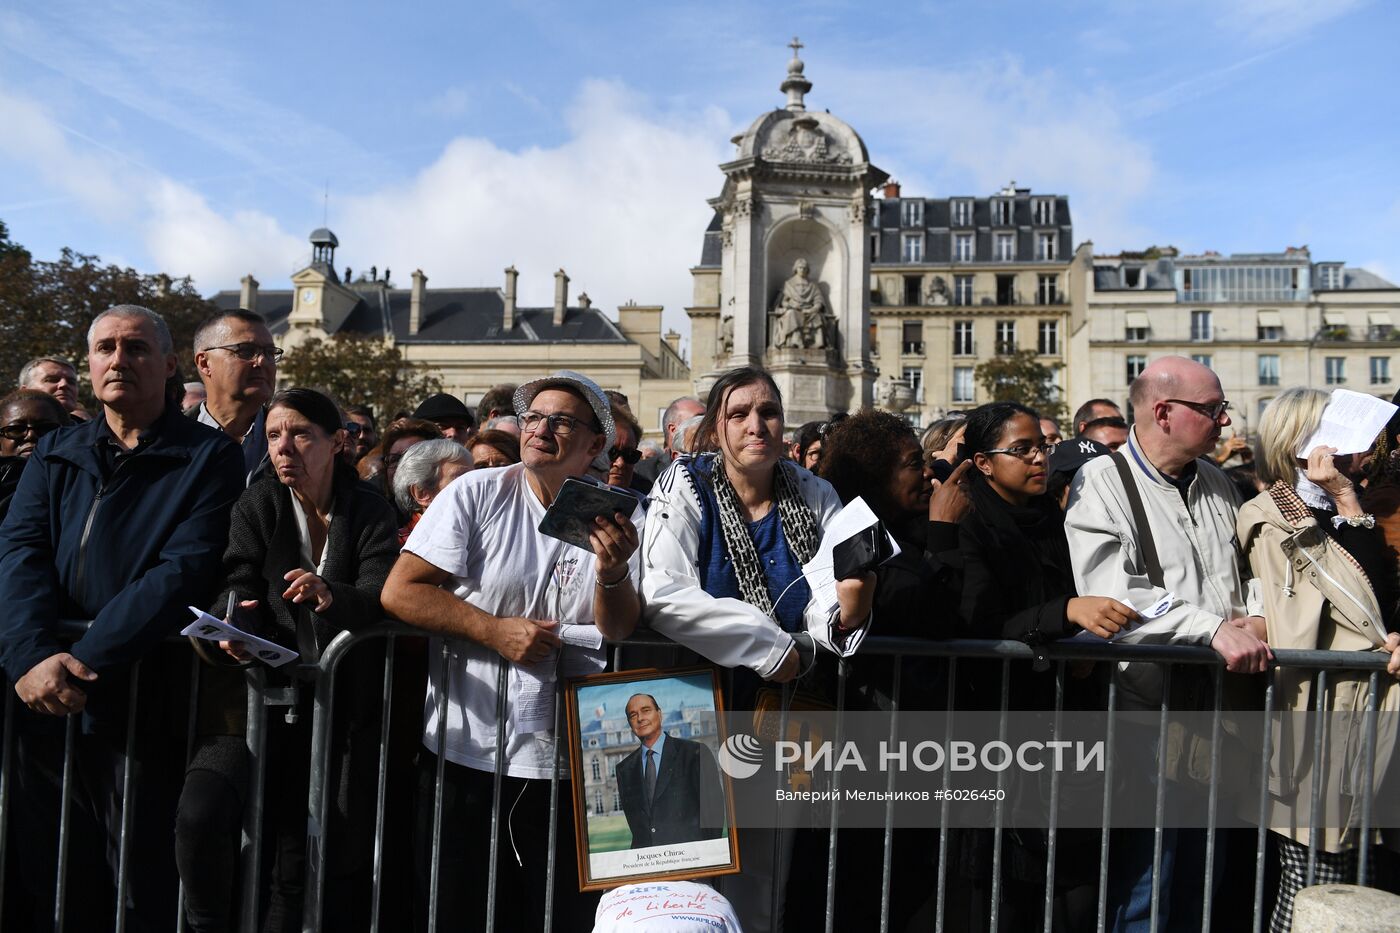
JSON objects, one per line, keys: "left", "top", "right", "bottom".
{"left": 816, "top": 409, "right": 971, "bottom": 930}
{"left": 819, "top": 409, "right": 970, "bottom": 656}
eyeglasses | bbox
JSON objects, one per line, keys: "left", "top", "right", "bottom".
{"left": 203, "top": 342, "right": 284, "bottom": 363}
{"left": 1164, "top": 398, "right": 1231, "bottom": 422}
{"left": 817, "top": 413, "right": 849, "bottom": 438}
{"left": 983, "top": 443, "right": 1052, "bottom": 462}
{"left": 521, "top": 411, "right": 596, "bottom": 437}
{"left": 609, "top": 446, "right": 642, "bottom": 465}
{"left": 0, "top": 420, "right": 62, "bottom": 442}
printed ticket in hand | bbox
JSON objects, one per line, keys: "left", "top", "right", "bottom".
{"left": 180, "top": 606, "right": 300, "bottom": 668}
{"left": 1069, "top": 591, "right": 1176, "bottom": 643}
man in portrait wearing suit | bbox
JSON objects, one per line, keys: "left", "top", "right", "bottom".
{"left": 616, "top": 693, "right": 725, "bottom": 849}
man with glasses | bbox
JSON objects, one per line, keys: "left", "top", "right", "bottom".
{"left": 599, "top": 397, "right": 649, "bottom": 494}
{"left": 382, "top": 369, "right": 642, "bottom": 930}
{"left": 344, "top": 404, "right": 378, "bottom": 463}
{"left": 191, "top": 308, "right": 280, "bottom": 485}
{"left": 1065, "top": 355, "right": 1269, "bottom": 931}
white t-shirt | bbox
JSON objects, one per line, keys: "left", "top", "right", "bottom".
{"left": 404, "top": 463, "right": 642, "bottom": 779}
{"left": 593, "top": 882, "right": 742, "bottom": 932}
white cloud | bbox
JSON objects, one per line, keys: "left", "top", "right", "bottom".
{"left": 421, "top": 86, "right": 473, "bottom": 119}
{"left": 828, "top": 58, "right": 1158, "bottom": 252}
{"left": 0, "top": 82, "right": 310, "bottom": 286}
{"left": 1211, "top": 0, "right": 1366, "bottom": 44}
{"left": 334, "top": 79, "right": 733, "bottom": 334}
{"left": 142, "top": 180, "right": 307, "bottom": 288}
{"left": 0, "top": 86, "right": 138, "bottom": 220}
{"left": 1, "top": 77, "right": 733, "bottom": 338}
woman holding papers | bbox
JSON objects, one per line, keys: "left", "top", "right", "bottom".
{"left": 175, "top": 387, "right": 398, "bottom": 933}
{"left": 817, "top": 409, "right": 971, "bottom": 930}
{"left": 639, "top": 366, "right": 875, "bottom": 933}
{"left": 818, "top": 409, "right": 971, "bottom": 704}
{"left": 1236, "top": 387, "right": 1400, "bottom": 932}
{"left": 641, "top": 366, "right": 876, "bottom": 695}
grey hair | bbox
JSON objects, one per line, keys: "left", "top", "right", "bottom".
{"left": 18, "top": 356, "right": 77, "bottom": 388}
{"left": 672, "top": 414, "right": 705, "bottom": 454}
{"left": 87, "top": 305, "right": 174, "bottom": 355}
{"left": 484, "top": 414, "right": 519, "bottom": 430}
{"left": 392, "top": 438, "right": 472, "bottom": 513}
{"left": 662, "top": 396, "right": 703, "bottom": 436}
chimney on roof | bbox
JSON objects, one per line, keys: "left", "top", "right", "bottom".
{"left": 239, "top": 274, "right": 259, "bottom": 311}
{"left": 883, "top": 181, "right": 901, "bottom": 199}
{"left": 409, "top": 269, "right": 427, "bottom": 335}
{"left": 553, "top": 269, "right": 570, "bottom": 327}
{"left": 578, "top": 292, "right": 591, "bottom": 309}
{"left": 503, "top": 265, "right": 518, "bottom": 330}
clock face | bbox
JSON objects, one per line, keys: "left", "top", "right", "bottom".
{"left": 300, "top": 288, "right": 315, "bottom": 304}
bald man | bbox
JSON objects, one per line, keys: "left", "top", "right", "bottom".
{"left": 1064, "top": 356, "right": 1268, "bottom": 930}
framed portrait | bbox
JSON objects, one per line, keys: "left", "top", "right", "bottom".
{"left": 564, "top": 666, "right": 740, "bottom": 891}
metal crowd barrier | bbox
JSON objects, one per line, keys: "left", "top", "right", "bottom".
{"left": 1, "top": 625, "right": 1397, "bottom": 933}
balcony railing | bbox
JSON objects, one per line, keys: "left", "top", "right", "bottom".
{"left": 881, "top": 289, "right": 1067, "bottom": 309}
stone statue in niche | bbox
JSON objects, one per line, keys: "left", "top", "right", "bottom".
{"left": 769, "top": 258, "right": 833, "bottom": 350}
{"left": 719, "top": 307, "right": 735, "bottom": 356}
{"left": 924, "top": 275, "right": 951, "bottom": 306}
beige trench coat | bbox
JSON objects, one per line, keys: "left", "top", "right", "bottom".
{"left": 1237, "top": 486, "right": 1399, "bottom": 852}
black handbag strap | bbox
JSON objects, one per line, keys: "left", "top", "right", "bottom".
{"left": 1110, "top": 450, "right": 1165, "bottom": 589}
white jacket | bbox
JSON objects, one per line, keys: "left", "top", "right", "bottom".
{"left": 1064, "top": 427, "right": 1256, "bottom": 706}
{"left": 640, "top": 457, "right": 865, "bottom": 678}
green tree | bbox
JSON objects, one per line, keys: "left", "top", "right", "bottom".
{"left": 277, "top": 333, "right": 442, "bottom": 421}
{"left": 0, "top": 222, "right": 215, "bottom": 393}
{"left": 974, "top": 349, "right": 1067, "bottom": 422}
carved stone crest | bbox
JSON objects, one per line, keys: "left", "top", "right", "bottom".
{"left": 923, "top": 275, "right": 951, "bottom": 306}
{"left": 849, "top": 200, "right": 865, "bottom": 225}
{"left": 761, "top": 116, "right": 852, "bottom": 165}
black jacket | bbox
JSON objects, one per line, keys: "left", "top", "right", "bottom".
{"left": 616, "top": 734, "right": 726, "bottom": 848}
{"left": 215, "top": 467, "right": 399, "bottom": 659}
{"left": 0, "top": 455, "right": 24, "bottom": 525}
{"left": 958, "top": 479, "right": 1076, "bottom": 644}
{"left": 955, "top": 479, "right": 1083, "bottom": 711}
{"left": 0, "top": 407, "right": 243, "bottom": 691}
{"left": 849, "top": 517, "right": 963, "bottom": 711}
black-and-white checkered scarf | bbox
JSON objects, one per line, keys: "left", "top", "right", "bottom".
{"left": 710, "top": 455, "right": 820, "bottom": 617}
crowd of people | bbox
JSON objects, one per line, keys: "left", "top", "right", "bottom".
{"left": 3, "top": 304, "right": 1400, "bottom": 932}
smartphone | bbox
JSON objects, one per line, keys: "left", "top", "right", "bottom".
{"left": 930, "top": 458, "right": 955, "bottom": 483}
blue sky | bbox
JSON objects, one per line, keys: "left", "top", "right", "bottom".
{"left": 2, "top": 0, "right": 1396, "bottom": 346}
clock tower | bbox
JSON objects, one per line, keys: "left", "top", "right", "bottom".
{"left": 285, "top": 227, "right": 360, "bottom": 348}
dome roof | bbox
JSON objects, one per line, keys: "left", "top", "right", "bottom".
{"left": 309, "top": 227, "right": 339, "bottom": 248}
{"left": 731, "top": 108, "right": 869, "bottom": 169}
{"left": 728, "top": 42, "right": 869, "bottom": 170}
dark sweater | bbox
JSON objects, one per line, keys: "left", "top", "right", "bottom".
{"left": 215, "top": 467, "right": 399, "bottom": 658}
